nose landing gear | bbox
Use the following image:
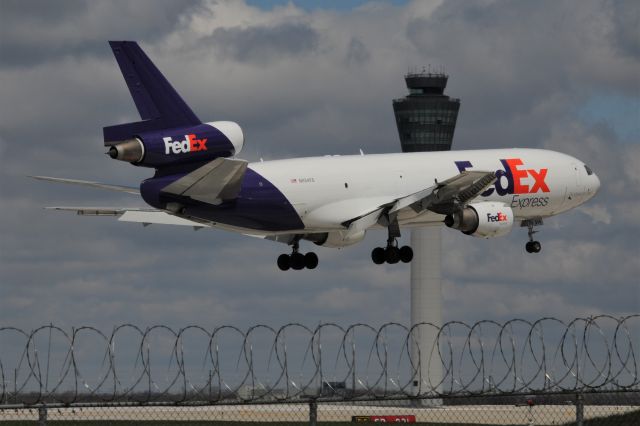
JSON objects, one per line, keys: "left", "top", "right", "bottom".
{"left": 523, "top": 219, "right": 542, "bottom": 253}
{"left": 277, "top": 239, "right": 318, "bottom": 271}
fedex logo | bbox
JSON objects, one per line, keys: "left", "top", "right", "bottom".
{"left": 163, "top": 134, "right": 208, "bottom": 155}
{"left": 487, "top": 212, "right": 508, "bottom": 222}
{"left": 455, "top": 158, "right": 550, "bottom": 196}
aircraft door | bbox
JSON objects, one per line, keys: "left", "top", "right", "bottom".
{"left": 564, "top": 163, "right": 584, "bottom": 209}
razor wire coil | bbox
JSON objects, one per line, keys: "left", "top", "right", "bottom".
{"left": 0, "top": 315, "right": 637, "bottom": 406}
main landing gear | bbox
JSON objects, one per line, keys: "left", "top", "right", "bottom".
{"left": 523, "top": 219, "right": 542, "bottom": 253}
{"left": 371, "top": 217, "right": 413, "bottom": 265}
{"left": 277, "top": 239, "right": 318, "bottom": 271}
{"left": 371, "top": 243, "right": 413, "bottom": 265}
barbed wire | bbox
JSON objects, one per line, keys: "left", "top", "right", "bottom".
{"left": 0, "top": 315, "right": 637, "bottom": 406}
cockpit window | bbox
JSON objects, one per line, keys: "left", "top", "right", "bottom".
{"left": 584, "top": 165, "right": 593, "bottom": 175}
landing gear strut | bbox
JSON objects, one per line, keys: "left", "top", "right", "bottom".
{"left": 523, "top": 220, "right": 542, "bottom": 253}
{"left": 371, "top": 216, "right": 413, "bottom": 265}
{"left": 277, "top": 239, "right": 318, "bottom": 271}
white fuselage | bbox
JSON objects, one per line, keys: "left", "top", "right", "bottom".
{"left": 248, "top": 148, "right": 599, "bottom": 234}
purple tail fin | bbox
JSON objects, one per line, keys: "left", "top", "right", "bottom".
{"left": 104, "top": 41, "right": 201, "bottom": 143}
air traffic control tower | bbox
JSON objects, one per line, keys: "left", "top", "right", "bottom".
{"left": 393, "top": 71, "right": 460, "bottom": 152}
{"left": 393, "top": 70, "right": 460, "bottom": 396}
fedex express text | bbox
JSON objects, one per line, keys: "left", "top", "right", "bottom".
{"left": 455, "top": 158, "right": 551, "bottom": 210}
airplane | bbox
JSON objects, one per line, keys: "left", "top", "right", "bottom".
{"left": 34, "top": 41, "right": 601, "bottom": 271}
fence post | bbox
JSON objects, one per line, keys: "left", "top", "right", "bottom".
{"left": 38, "top": 405, "right": 47, "bottom": 426}
{"left": 575, "top": 393, "right": 584, "bottom": 426}
{"left": 309, "top": 399, "right": 318, "bottom": 426}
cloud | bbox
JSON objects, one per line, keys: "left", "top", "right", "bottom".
{"left": 610, "top": 0, "right": 640, "bottom": 59}
{"left": 208, "top": 22, "right": 319, "bottom": 64}
{"left": 405, "top": 0, "right": 638, "bottom": 151}
{"left": 578, "top": 204, "right": 612, "bottom": 225}
{"left": 345, "top": 37, "right": 371, "bottom": 66}
{"left": 0, "top": 0, "right": 638, "bottom": 336}
{"left": 0, "top": 0, "right": 204, "bottom": 68}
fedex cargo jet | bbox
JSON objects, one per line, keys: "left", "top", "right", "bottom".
{"left": 34, "top": 41, "right": 600, "bottom": 271}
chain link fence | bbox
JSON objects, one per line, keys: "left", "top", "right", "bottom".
{"left": 1, "top": 393, "right": 639, "bottom": 424}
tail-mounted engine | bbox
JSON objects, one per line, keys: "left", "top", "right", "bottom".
{"left": 106, "top": 121, "right": 244, "bottom": 168}
{"left": 444, "top": 202, "right": 514, "bottom": 238}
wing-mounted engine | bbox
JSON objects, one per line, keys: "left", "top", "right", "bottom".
{"left": 107, "top": 121, "right": 244, "bottom": 168}
{"left": 444, "top": 202, "right": 514, "bottom": 238}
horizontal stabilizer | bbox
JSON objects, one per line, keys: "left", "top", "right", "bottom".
{"left": 45, "top": 206, "right": 145, "bottom": 216}
{"left": 45, "top": 207, "right": 210, "bottom": 227}
{"left": 31, "top": 176, "right": 139, "bottom": 194}
{"left": 118, "top": 210, "right": 209, "bottom": 227}
{"left": 161, "top": 158, "right": 248, "bottom": 205}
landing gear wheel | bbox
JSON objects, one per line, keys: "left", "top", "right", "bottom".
{"left": 525, "top": 241, "right": 542, "bottom": 253}
{"left": 371, "top": 247, "right": 386, "bottom": 264}
{"left": 304, "top": 252, "right": 319, "bottom": 269}
{"left": 277, "top": 254, "right": 291, "bottom": 271}
{"left": 385, "top": 246, "right": 401, "bottom": 264}
{"left": 400, "top": 246, "right": 414, "bottom": 263}
{"left": 291, "top": 252, "right": 306, "bottom": 270}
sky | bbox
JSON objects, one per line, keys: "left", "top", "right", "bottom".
{"left": 0, "top": 0, "right": 639, "bottom": 335}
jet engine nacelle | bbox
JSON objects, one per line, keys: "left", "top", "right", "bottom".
{"left": 107, "top": 121, "right": 244, "bottom": 168}
{"left": 309, "top": 230, "right": 367, "bottom": 248}
{"left": 444, "top": 202, "right": 514, "bottom": 238}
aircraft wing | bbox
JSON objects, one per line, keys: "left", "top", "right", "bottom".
{"left": 266, "top": 170, "right": 498, "bottom": 245}
{"left": 45, "top": 207, "right": 210, "bottom": 228}
{"left": 30, "top": 176, "right": 139, "bottom": 194}
{"left": 38, "top": 169, "right": 495, "bottom": 242}
{"left": 398, "top": 170, "right": 497, "bottom": 215}
{"left": 343, "top": 170, "right": 497, "bottom": 230}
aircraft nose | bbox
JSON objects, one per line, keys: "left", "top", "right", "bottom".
{"left": 592, "top": 172, "right": 601, "bottom": 194}
{"left": 583, "top": 171, "right": 600, "bottom": 201}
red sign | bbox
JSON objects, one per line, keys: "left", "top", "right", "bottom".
{"left": 352, "top": 415, "right": 416, "bottom": 423}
